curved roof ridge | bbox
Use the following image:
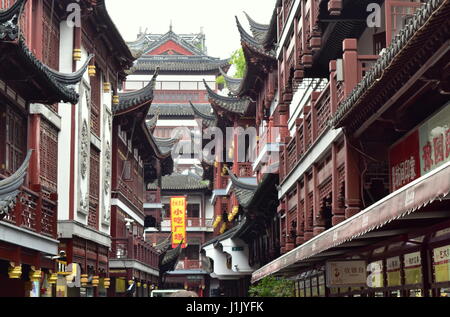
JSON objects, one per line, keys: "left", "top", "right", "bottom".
{"left": 219, "top": 67, "right": 243, "bottom": 96}
{"left": 226, "top": 166, "right": 258, "bottom": 191}
{"left": 235, "top": 16, "right": 276, "bottom": 59}
{"left": 203, "top": 80, "right": 251, "bottom": 115}
{"left": 189, "top": 101, "right": 216, "bottom": 121}
{"left": 43, "top": 54, "right": 94, "bottom": 85}
{"left": 243, "top": 11, "right": 270, "bottom": 43}
{"left": 115, "top": 68, "right": 159, "bottom": 112}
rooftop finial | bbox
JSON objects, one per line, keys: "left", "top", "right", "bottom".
{"left": 169, "top": 20, "right": 173, "bottom": 32}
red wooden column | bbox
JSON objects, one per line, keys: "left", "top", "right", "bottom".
{"left": 329, "top": 60, "right": 338, "bottom": 114}
{"left": 312, "top": 164, "right": 325, "bottom": 237}
{"left": 303, "top": 173, "right": 313, "bottom": 242}
{"left": 331, "top": 142, "right": 345, "bottom": 225}
{"left": 31, "top": 0, "right": 43, "bottom": 59}
{"left": 342, "top": 39, "right": 359, "bottom": 97}
{"left": 344, "top": 136, "right": 361, "bottom": 219}
{"left": 28, "top": 114, "right": 41, "bottom": 187}
{"left": 296, "top": 179, "right": 304, "bottom": 245}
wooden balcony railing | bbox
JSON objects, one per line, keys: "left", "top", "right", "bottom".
{"left": 110, "top": 234, "right": 159, "bottom": 270}
{"left": 176, "top": 258, "right": 202, "bottom": 270}
{"left": 162, "top": 218, "right": 214, "bottom": 229}
{"left": 117, "top": 179, "right": 143, "bottom": 212}
{"left": 1, "top": 181, "right": 57, "bottom": 239}
{"left": 357, "top": 55, "right": 379, "bottom": 82}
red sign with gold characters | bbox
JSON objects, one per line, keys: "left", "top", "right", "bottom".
{"left": 170, "top": 197, "right": 187, "bottom": 249}
{"left": 389, "top": 103, "right": 450, "bottom": 191}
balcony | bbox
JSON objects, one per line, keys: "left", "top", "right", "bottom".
{"left": 116, "top": 179, "right": 144, "bottom": 213}
{"left": 110, "top": 233, "right": 159, "bottom": 270}
{"left": 175, "top": 258, "right": 203, "bottom": 270}
{"left": 0, "top": 179, "right": 57, "bottom": 239}
{"left": 279, "top": 38, "right": 380, "bottom": 182}
{"left": 161, "top": 218, "right": 214, "bottom": 231}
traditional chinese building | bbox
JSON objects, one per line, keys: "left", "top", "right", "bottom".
{"left": 0, "top": 0, "right": 99, "bottom": 297}
{"left": 246, "top": 0, "right": 450, "bottom": 298}
{"left": 196, "top": 10, "right": 284, "bottom": 296}
{"left": 45, "top": 0, "right": 138, "bottom": 297}
{"left": 124, "top": 27, "right": 227, "bottom": 295}
{"left": 108, "top": 70, "right": 178, "bottom": 297}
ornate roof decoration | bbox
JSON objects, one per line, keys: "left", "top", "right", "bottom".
{"left": 219, "top": 67, "right": 243, "bottom": 96}
{"left": 114, "top": 68, "right": 159, "bottom": 114}
{"left": 203, "top": 80, "right": 252, "bottom": 115}
{"left": 146, "top": 111, "right": 159, "bottom": 132}
{"left": 129, "top": 30, "right": 205, "bottom": 57}
{"left": 226, "top": 167, "right": 258, "bottom": 208}
{"left": 261, "top": 0, "right": 281, "bottom": 50}
{"left": 330, "top": 0, "right": 448, "bottom": 130}
{"left": 235, "top": 16, "right": 276, "bottom": 59}
{"left": 147, "top": 173, "right": 210, "bottom": 191}
{"left": 0, "top": 0, "right": 26, "bottom": 41}
{"left": 129, "top": 55, "right": 230, "bottom": 74}
{"left": 159, "top": 241, "right": 183, "bottom": 274}
{"left": 149, "top": 103, "right": 213, "bottom": 118}
{"left": 154, "top": 136, "right": 179, "bottom": 156}
{"left": 0, "top": 150, "right": 32, "bottom": 221}
{"left": 189, "top": 101, "right": 217, "bottom": 128}
{"left": 244, "top": 12, "right": 270, "bottom": 43}
{"left": 0, "top": 1, "right": 92, "bottom": 104}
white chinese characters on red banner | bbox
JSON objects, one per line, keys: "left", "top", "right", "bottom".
{"left": 390, "top": 104, "right": 450, "bottom": 191}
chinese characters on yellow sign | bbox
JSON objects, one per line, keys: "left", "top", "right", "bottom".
{"left": 170, "top": 197, "right": 187, "bottom": 249}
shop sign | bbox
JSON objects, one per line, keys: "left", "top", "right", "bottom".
{"left": 404, "top": 252, "right": 422, "bottom": 285}
{"left": 433, "top": 245, "right": 450, "bottom": 283}
{"left": 389, "top": 103, "right": 450, "bottom": 191}
{"left": 232, "top": 247, "right": 244, "bottom": 252}
{"left": 386, "top": 256, "right": 401, "bottom": 287}
{"left": 170, "top": 197, "right": 187, "bottom": 248}
{"left": 326, "top": 261, "right": 367, "bottom": 287}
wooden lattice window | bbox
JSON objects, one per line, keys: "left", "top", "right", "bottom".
{"left": 88, "top": 146, "right": 100, "bottom": 229}
{"left": 90, "top": 70, "right": 101, "bottom": 137}
{"left": 40, "top": 119, "right": 58, "bottom": 193}
{"left": 2, "top": 104, "right": 26, "bottom": 174}
{"left": 42, "top": 2, "right": 60, "bottom": 112}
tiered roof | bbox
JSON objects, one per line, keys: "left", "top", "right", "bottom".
{"left": 0, "top": 150, "right": 32, "bottom": 221}
{"left": 149, "top": 103, "right": 213, "bottom": 118}
{"left": 204, "top": 80, "right": 252, "bottom": 116}
{"left": 226, "top": 167, "right": 258, "bottom": 208}
{"left": 189, "top": 101, "right": 217, "bottom": 129}
{"left": 147, "top": 173, "right": 210, "bottom": 191}
{"left": 126, "top": 29, "right": 230, "bottom": 75}
{"left": 0, "top": 0, "right": 93, "bottom": 104}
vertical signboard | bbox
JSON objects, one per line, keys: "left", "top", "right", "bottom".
{"left": 170, "top": 196, "right": 187, "bottom": 249}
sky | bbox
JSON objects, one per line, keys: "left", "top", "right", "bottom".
{"left": 106, "top": 0, "right": 276, "bottom": 59}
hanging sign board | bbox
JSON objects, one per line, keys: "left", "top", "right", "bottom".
{"left": 326, "top": 261, "right": 367, "bottom": 288}
{"left": 170, "top": 197, "right": 187, "bottom": 249}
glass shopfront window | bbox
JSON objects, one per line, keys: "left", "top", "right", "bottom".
{"left": 433, "top": 245, "right": 450, "bottom": 283}
{"left": 305, "top": 279, "right": 311, "bottom": 297}
{"left": 404, "top": 251, "right": 422, "bottom": 285}
{"left": 311, "top": 277, "right": 318, "bottom": 297}
{"left": 318, "top": 275, "right": 326, "bottom": 297}
{"left": 299, "top": 281, "right": 305, "bottom": 298}
{"left": 386, "top": 256, "right": 401, "bottom": 287}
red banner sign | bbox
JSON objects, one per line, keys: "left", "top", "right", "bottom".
{"left": 170, "top": 197, "right": 187, "bottom": 249}
{"left": 390, "top": 103, "right": 450, "bottom": 191}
